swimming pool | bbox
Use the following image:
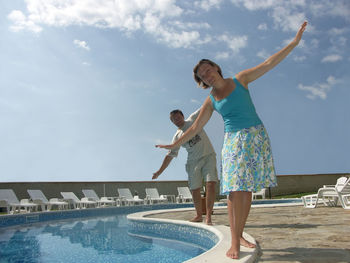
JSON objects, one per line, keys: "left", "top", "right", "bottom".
{"left": 215, "top": 198, "right": 303, "bottom": 207}
{"left": 0, "top": 204, "right": 218, "bottom": 263}
{"left": 252, "top": 198, "right": 302, "bottom": 205}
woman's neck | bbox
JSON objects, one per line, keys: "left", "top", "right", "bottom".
{"left": 212, "top": 78, "right": 231, "bottom": 91}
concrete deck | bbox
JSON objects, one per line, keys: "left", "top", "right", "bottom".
{"left": 146, "top": 205, "right": 350, "bottom": 262}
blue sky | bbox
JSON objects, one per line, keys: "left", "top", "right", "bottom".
{"left": 0, "top": 0, "right": 349, "bottom": 182}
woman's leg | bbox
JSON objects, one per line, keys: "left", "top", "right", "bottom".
{"left": 238, "top": 191, "right": 256, "bottom": 248}
{"left": 226, "top": 191, "right": 242, "bottom": 259}
{"left": 226, "top": 191, "right": 254, "bottom": 259}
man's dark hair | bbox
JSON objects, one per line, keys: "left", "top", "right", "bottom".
{"left": 170, "top": 109, "right": 184, "bottom": 117}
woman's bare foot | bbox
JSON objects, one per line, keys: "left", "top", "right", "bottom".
{"left": 226, "top": 246, "right": 239, "bottom": 259}
{"left": 189, "top": 215, "right": 203, "bottom": 222}
{"left": 240, "top": 237, "right": 256, "bottom": 248}
{"left": 205, "top": 216, "right": 213, "bottom": 225}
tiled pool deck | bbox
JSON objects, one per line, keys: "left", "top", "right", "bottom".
{"left": 146, "top": 204, "right": 350, "bottom": 262}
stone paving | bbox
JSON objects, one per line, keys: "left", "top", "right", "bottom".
{"left": 146, "top": 205, "right": 350, "bottom": 263}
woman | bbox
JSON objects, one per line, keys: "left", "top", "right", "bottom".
{"left": 157, "top": 21, "right": 307, "bottom": 259}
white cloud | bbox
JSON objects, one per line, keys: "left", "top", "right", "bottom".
{"left": 154, "top": 138, "right": 170, "bottom": 145}
{"left": 321, "top": 54, "right": 343, "bottom": 63}
{"left": 218, "top": 34, "right": 248, "bottom": 54}
{"left": 73, "top": 40, "right": 90, "bottom": 50}
{"left": 173, "top": 21, "right": 211, "bottom": 30}
{"left": 272, "top": 7, "right": 306, "bottom": 32}
{"left": 328, "top": 27, "right": 348, "bottom": 35}
{"left": 298, "top": 75, "right": 340, "bottom": 100}
{"left": 215, "top": 51, "right": 230, "bottom": 60}
{"left": 326, "top": 35, "right": 347, "bottom": 54}
{"left": 257, "top": 49, "right": 270, "bottom": 60}
{"left": 337, "top": 36, "right": 347, "bottom": 46}
{"left": 0, "top": 98, "right": 22, "bottom": 112}
{"left": 7, "top": 0, "right": 213, "bottom": 49}
{"left": 309, "top": 0, "right": 350, "bottom": 21}
{"left": 310, "top": 39, "right": 319, "bottom": 49}
{"left": 190, "top": 99, "right": 201, "bottom": 104}
{"left": 230, "top": 0, "right": 276, "bottom": 11}
{"left": 231, "top": 0, "right": 306, "bottom": 32}
{"left": 194, "top": 0, "right": 224, "bottom": 11}
{"left": 8, "top": 10, "right": 42, "bottom": 33}
{"left": 230, "top": 0, "right": 349, "bottom": 34}
{"left": 293, "top": 55, "right": 306, "bottom": 62}
{"left": 257, "top": 23, "right": 268, "bottom": 30}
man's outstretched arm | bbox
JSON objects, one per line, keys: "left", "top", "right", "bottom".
{"left": 152, "top": 154, "right": 174, "bottom": 179}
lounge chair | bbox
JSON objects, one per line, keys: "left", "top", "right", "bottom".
{"left": 176, "top": 187, "right": 193, "bottom": 203}
{"left": 0, "top": 189, "right": 38, "bottom": 214}
{"left": 145, "top": 188, "right": 168, "bottom": 204}
{"left": 331, "top": 177, "right": 350, "bottom": 209}
{"left": 302, "top": 177, "right": 350, "bottom": 209}
{"left": 82, "top": 189, "right": 116, "bottom": 207}
{"left": 60, "top": 192, "right": 97, "bottom": 209}
{"left": 27, "top": 189, "right": 68, "bottom": 211}
{"left": 117, "top": 188, "right": 144, "bottom": 206}
{"left": 252, "top": 188, "right": 266, "bottom": 200}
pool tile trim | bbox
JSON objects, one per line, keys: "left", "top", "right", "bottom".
{"left": 127, "top": 208, "right": 259, "bottom": 263}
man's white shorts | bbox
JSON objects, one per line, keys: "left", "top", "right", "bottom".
{"left": 186, "top": 153, "right": 218, "bottom": 190}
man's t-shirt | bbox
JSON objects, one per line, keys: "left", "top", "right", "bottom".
{"left": 168, "top": 109, "right": 215, "bottom": 162}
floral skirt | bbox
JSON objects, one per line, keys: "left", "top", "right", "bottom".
{"left": 220, "top": 124, "right": 277, "bottom": 195}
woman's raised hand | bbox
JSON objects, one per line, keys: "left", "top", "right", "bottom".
{"left": 293, "top": 21, "right": 307, "bottom": 46}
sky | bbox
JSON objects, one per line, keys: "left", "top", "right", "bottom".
{"left": 0, "top": 0, "right": 349, "bottom": 182}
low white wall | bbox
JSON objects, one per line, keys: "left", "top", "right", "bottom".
{"left": 0, "top": 173, "right": 349, "bottom": 200}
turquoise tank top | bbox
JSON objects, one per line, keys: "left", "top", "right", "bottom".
{"left": 209, "top": 77, "right": 262, "bottom": 132}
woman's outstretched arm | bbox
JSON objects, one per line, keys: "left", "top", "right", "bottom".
{"left": 156, "top": 97, "right": 214, "bottom": 150}
{"left": 237, "top": 21, "right": 307, "bottom": 87}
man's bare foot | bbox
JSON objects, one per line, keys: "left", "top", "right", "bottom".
{"left": 190, "top": 216, "right": 202, "bottom": 222}
{"left": 226, "top": 246, "right": 239, "bottom": 259}
{"left": 240, "top": 237, "right": 256, "bottom": 248}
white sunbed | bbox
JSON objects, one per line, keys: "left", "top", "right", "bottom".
{"left": 0, "top": 189, "right": 38, "bottom": 214}
{"left": 302, "top": 176, "right": 350, "bottom": 209}
{"left": 252, "top": 188, "right": 267, "bottom": 200}
{"left": 117, "top": 188, "right": 144, "bottom": 206}
{"left": 145, "top": 188, "right": 168, "bottom": 204}
{"left": 60, "top": 192, "right": 97, "bottom": 209}
{"left": 27, "top": 189, "right": 68, "bottom": 211}
{"left": 176, "top": 187, "right": 193, "bottom": 203}
{"left": 82, "top": 189, "right": 116, "bottom": 207}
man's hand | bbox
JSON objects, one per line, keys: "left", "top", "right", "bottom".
{"left": 152, "top": 171, "right": 160, "bottom": 180}
{"left": 155, "top": 144, "right": 174, "bottom": 150}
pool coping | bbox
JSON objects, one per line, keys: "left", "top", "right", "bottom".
{"left": 127, "top": 207, "right": 258, "bottom": 263}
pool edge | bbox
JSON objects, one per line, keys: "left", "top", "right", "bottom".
{"left": 127, "top": 208, "right": 259, "bottom": 263}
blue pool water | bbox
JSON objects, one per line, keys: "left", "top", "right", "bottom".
{"left": 253, "top": 198, "right": 302, "bottom": 205}
{"left": 0, "top": 214, "right": 214, "bottom": 263}
{"left": 215, "top": 198, "right": 302, "bottom": 207}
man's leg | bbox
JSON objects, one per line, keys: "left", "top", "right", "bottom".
{"left": 190, "top": 187, "right": 203, "bottom": 222}
{"left": 202, "top": 154, "right": 218, "bottom": 225}
{"left": 205, "top": 181, "right": 216, "bottom": 225}
{"left": 186, "top": 159, "right": 204, "bottom": 222}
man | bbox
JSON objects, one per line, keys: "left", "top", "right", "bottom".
{"left": 153, "top": 108, "right": 218, "bottom": 225}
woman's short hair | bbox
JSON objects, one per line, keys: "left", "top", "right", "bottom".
{"left": 193, "top": 59, "right": 223, "bottom": 89}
